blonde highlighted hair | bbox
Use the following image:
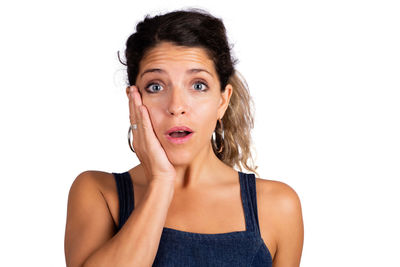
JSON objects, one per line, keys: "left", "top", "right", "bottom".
{"left": 213, "top": 70, "right": 259, "bottom": 178}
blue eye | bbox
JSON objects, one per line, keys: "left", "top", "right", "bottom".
{"left": 193, "top": 81, "right": 208, "bottom": 91}
{"left": 145, "top": 83, "right": 163, "bottom": 93}
{"left": 144, "top": 80, "right": 208, "bottom": 93}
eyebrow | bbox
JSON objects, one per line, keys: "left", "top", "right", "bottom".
{"left": 140, "top": 68, "right": 213, "bottom": 78}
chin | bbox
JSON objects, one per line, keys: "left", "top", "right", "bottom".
{"left": 165, "top": 149, "right": 194, "bottom": 166}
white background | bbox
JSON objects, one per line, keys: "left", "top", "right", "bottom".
{"left": 1, "top": 0, "right": 399, "bottom": 266}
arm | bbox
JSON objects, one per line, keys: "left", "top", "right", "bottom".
{"left": 64, "top": 171, "right": 174, "bottom": 267}
{"left": 272, "top": 182, "right": 304, "bottom": 267}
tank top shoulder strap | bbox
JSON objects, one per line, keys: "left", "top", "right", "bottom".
{"left": 238, "top": 171, "right": 261, "bottom": 235}
{"left": 112, "top": 171, "right": 134, "bottom": 231}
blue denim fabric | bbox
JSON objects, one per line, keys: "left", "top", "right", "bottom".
{"left": 113, "top": 171, "right": 272, "bottom": 266}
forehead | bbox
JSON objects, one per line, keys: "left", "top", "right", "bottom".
{"left": 139, "top": 42, "right": 215, "bottom": 74}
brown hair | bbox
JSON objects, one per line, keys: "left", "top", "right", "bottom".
{"left": 120, "top": 8, "right": 259, "bottom": 177}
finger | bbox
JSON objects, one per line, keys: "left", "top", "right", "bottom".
{"left": 132, "top": 85, "right": 145, "bottom": 131}
{"left": 128, "top": 86, "right": 141, "bottom": 152}
{"left": 130, "top": 85, "right": 143, "bottom": 123}
{"left": 131, "top": 86, "right": 149, "bottom": 148}
{"left": 140, "top": 104, "right": 153, "bottom": 132}
{"left": 139, "top": 104, "right": 159, "bottom": 151}
{"left": 128, "top": 86, "right": 136, "bottom": 125}
{"left": 132, "top": 85, "right": 143, "bottom": 110}
{"left": 133, "top": 87, "right": 153, "bottom": 133}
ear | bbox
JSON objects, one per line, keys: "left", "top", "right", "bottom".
{"left": 217, "top": 84, "right": 233, "bottom": 119}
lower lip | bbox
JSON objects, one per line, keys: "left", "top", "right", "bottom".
{"left": 166, "top": 132, "right": 194, "bottom": 144}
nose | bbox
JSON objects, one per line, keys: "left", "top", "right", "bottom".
{"left": 167, "top": 87, "right": 187, "bottom": 116}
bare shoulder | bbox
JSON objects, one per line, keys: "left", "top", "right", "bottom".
{"left": 65, "top": 170, "right": 118, "bottom": 267}
{"left": 256, "top": 178, "right": 302, "bottom": 214}
{"left": 71, "top": 170, "right": 116, "bottom": 192}
{"left": 77, "top": 170, "right": 120, "bottom": 219}
{"left": 66, "top": 170, "right": 118, "bottom": 226}
{"left": 69, "top": 170, "right": 120, "bottom": 206}
{"left": 255, "top": 177, "right": 304, "bottom": 266}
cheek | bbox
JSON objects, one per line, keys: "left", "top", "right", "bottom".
{"left": 194, "top": 103, "right": 219, "bottom": 134}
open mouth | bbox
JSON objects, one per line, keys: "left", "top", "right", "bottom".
{"left": 169, "top": 131, "right": 192, "bottom": 138}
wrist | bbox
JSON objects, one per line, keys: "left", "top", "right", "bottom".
{"left": 149, "top": 179, "right": 175, "bottom": 196}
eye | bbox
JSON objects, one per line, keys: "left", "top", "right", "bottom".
{"left": 145, "top": 82, "right": 163, "bottom": 93}
{"left": 144, "top": 80, "right": 209, "bottom": 93}
{"left": 193, "top": 81, "right": 208, "bottom": 91}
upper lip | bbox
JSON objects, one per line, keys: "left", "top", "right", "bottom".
{"left": 165, "top": 126, "right": 194, "bottom": 135}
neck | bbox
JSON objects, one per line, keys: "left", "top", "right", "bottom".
{"left": 171, "top": 143, "right": 223, "bottom": 190}
{"left": 138, "top": 142, "right": 228, "bottom": 191}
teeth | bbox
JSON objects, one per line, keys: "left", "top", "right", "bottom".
{"left": 169, "top": 130, "right": 191, "bottom": 135}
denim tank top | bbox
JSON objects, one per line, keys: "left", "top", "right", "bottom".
{"left": 113, "top": 171, "right": 273, "bottom": 266}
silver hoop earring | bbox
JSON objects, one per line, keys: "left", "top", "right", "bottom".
{"left": 128, "top": 124, "right": 137, "bottom": 153}
{"left": 212, "top": 118, "right": 224, "bottom": 153}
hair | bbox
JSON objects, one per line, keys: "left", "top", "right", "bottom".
{"left": 119, "top": 8, "right": 259, "bottom": 177}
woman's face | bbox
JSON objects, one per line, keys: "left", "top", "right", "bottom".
{"left": 131, "top": 41, "right": 232, "bottom": 164}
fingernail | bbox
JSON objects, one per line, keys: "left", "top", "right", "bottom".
{"left": 130, "top": 86, "right": 134, "bottom": 93}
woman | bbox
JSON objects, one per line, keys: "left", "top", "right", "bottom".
{"left": 64, "top": 8, "right": 304, "bottom": 267}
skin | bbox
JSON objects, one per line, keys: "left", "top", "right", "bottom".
{"left": 65, "top": 41, "right": 303, "bottom": 265}
{"left": 122, "top": 41, "right": 304, "bottom": 265}
{"left": 126, "top": 41, "right": 234, "bottom": 189}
